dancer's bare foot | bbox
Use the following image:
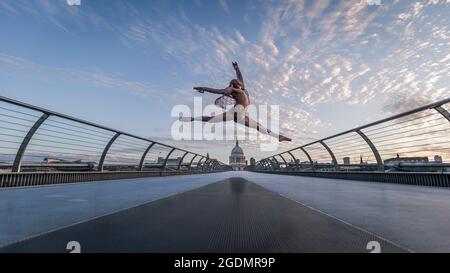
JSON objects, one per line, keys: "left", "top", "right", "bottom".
{"left": 279, "top": 135, "right": 292, "bottom": 142}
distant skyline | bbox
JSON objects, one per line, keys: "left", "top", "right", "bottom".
{"left": 0, "top": 0, "right": 449, "bottom": 162}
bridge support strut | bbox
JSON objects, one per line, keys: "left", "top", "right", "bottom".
{"left": 12, "top": 113, "right": 49, "bottom": 173}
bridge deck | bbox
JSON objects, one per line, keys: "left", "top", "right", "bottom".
{"left": 1, "top": 171, "right": 450, "bottom": 252}
{"left": 1, "top": 177, "right": 406, "bottom": 253}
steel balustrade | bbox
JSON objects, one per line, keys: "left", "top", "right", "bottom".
{"left": 435, "top": 106, "right": 450, "bottom": 122}
{"left": 256, "top": 170, "right": 450, "bottom": 188}
{"left": 0, "top": 96, "right": 230, "bottom": 187}
{"left": 139, "top": 142, "right": 156, "bottom": 171}
{"left": 187, "top": 155, "right": 198, "bottom": 171}
{"left": 278, "top": 154, "right": 288, "bottom": 168}
{"left": 98, "top": 132, "right": 120, "bottom": 172}
{"left": 196, "top": 157, "right": 206, "bottom": 171}
{"left": 177, "top": 152, "right": 189, "bottom": 170}
{"left": 11, "top": 113, "right": 49, "bottom": 172}
{"left": 256, "top": 98, "right": 450, "bottom": 180}
{"left": 355, "top": 130, "right": 383, "bottom": 171}
{"left": 319, "top": 140, "right": 339, "bottom": 171}
{"left": 300, "top": 147, "right": 314, "bottom": 168}
{"left": 162, "top": 148, "right": 176, "bottom": 170}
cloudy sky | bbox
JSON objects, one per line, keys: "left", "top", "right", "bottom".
{"left": 0, "top": 0, "right": 449, "bottom": 162}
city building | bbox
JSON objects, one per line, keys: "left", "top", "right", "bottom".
{"left": 384, "top": 154, "right": 429, "bottom": 164}
{"left": 343, "top": 157, "right": 350, "bottom": 165}
{"left": 157, "top": 156, "right": 182, "bottom": 166}
{"left": 229, "top": 141, "right": 246, "bottom": 171}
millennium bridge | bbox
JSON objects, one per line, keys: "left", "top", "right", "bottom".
{"left": 0, "top": 96, "right": 449, "bottom": 253}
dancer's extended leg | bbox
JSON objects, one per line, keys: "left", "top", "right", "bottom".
{"left": 179, "top": 109, "right": 233, "bottom": 123}
{"left": 242, "top": 116, "right": 291, "bottom": 141}
{"left": 179, "top": 116, "right": 216, "bottom": 122}
{"left": 179, "top": 108, "right": 291, "bottom": 141}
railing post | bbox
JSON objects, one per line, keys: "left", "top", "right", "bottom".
{"left": 267, "top": 157, "right": 277, "bottom": 171}
{"left": 12, "top": 113, "right": 49, "bottom": 172}
{"left": 257, "top": 160, "right": 265, "bottom": 170}
{"left": 189, "top": 155, "right": 203, "bottom": 171}
{"left": 356, "top": 130, "right": 384, "bottom": 172}
{"left": 98, "top": 133, "right": 120, "bottom": 172}
{"left": 271, "top": 157, "right": 280, "bottom": 170}
{"left": 139, "top": 142, "right": 155, "bottom": 171}
{"left": 319, "top": 141, "right": 339, "bottom": 171}
{"left": 261, "top": 160, "right": 267, "bottom": 169}
{"left": 287, "top": 151, "right": 297, "bottom": 163}
{"left": 265, "top": 159, "right": 273, "bottom": 170}
{"left": 271, "top": 158, "right": 278, "bottom": 170}
{"left": 188, "top": 155, "right": 199, "bottom": 171}
{"left": 259, "top": 159, "right": 266, "bottom": 169}
{"left": 202, "top": 158, "right": 210, "bottom": 172}
{"left": 287, "top": 151, "right": 300, "bottom": 171}
{"left": 177, "top": 152, "right": 189, "bottom": 171}
{"left": 209, "top": 160, "right": 217, "bottom": 172}
{"left": 212, "top": 161, "right": 220, "bottom": 171}
{"left": 300, "top": 147, "right": 315, "bottom": 170}
{"left": 434, "top": 106, "right": 450, "bottom": 122}
{"left": 162, "top": 148, "right": 176, "bottom": 171}
{"left": 208, "top": 160, "right": 215, "bottom": 172}
{"left": 278, "top": 154, "right": 288, "bottom": 169}
{"left": 262, "top": 158, "right": 272, "bottom": 170}
{"left": 255, "top": 161, "right": 261, "bottom": 170}
{"left": 258, "top": 161, "right": 264, "bottom": 170}
{"left": 207, "top": 159, "right": 213, "bottom": 171}
{"left": 195, "top": 157, "right": 205, "bottom": 172}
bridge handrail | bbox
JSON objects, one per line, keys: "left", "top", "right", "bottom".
{"left": 256, "top": 97, "right": 450, "bottom": 172}
{"left": 0, "top": 96, "right": 194, "bottom": 154}
{"left": 0, "top": 96, "right": 230, "bottom": 173}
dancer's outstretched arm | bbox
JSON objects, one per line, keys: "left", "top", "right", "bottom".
{"left": 194, "top": 86, "right": 232, "bottom": 95}
{"left": 232, "top": 62, "right": 245, "bottom": 89}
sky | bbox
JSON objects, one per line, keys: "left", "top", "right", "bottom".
{"left": 0, "top": 0, "right": 449, "bottom": 163}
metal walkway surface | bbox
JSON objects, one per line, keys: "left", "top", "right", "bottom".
{"left": 244, "top": 172, "right": 450, "bottom": 252}
{"left": 0, "top": 172, "right": 237, "bottom": 246}
{"left": 0, "top": 178, "right": 406, "bottom": 253}
{"left": 2, "top": 171, "right": 450, "bottom": 252}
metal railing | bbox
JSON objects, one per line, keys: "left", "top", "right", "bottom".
{"left": 257, "top": 170, "right": 450, "bottom": 188}
{"left": 0, "top": 96, "right": 230, "bottom": 187}
{"left": 256, "top": 98, "right": 450, "bottom": 178}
